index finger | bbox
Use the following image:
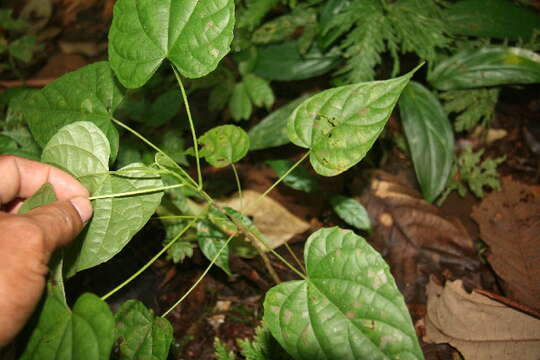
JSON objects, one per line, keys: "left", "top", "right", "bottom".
{"left": 0, "top": 155, "right": 89, "bottom": 206}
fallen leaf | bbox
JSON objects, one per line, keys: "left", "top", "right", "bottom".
{"left": 58, "top": 40, "right": 105, "bottom": 57}
{"left": 36, "top": 53, "right": 88, "bottom": 78}
{"left": 219, "top": 190, "right": 310, "bottom": 249}
{"left": 359, "top": 171, "right": 482, "bottom": 307}
{"left": 424, "top": 279, "right": 540, "bottom": 360}
{"left": 471, "top": 177, "right": 540, "bottom": 309}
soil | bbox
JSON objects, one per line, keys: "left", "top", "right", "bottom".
{"left": 2, "top": 2, "right": 539, "bottom": 359}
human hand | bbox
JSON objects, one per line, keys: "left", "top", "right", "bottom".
{"left": 0, "top": 155, "right": 93, "bottom": 346}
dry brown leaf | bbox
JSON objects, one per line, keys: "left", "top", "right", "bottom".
{"left": 359, "top": 171, "right": 481, "bottom": 306}
{"left": 219, "top": 190, "right": 310, "bottom": 249}
{"left": 471, "top": 177, "right": 540, "bottom": 309}
{"left": 424, "top": 279, "right": 540, "bottom": 360}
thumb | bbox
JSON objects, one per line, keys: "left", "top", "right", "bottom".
{"left": 23, "top": 197, "right": 93, "bottom": 253}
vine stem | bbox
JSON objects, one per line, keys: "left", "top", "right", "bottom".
{"left": 231, "top": 163, "right": 243, "bottom": 208}
{"left": 243, "top": 151, "right": 310, "bottom": 213}
{"left": 101, "top": 218, "right": 199, "bottom": 301}
{"left": 111, "top": 118, "right": 199, "bottom": 190}
{"left": 161, "top": 232, "right": 236, "bottom": 317}
{"left": 88, "top": 184, "right": 185, "bottom": 201}
{"left": 172, "top": 65, "right": 203, "bottom": 190}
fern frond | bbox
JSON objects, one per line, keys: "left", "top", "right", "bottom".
{"left": 214, "top": 337, "right": 236, "bottom": 360}
{"left": 237, "top": 0, "right": 281, "bottom": 30}
{"left": 237, "top": 326, "right": 293, "bottom": 360}
{"left": 440, "top": 88, "right": 500, "bottom": 132}
{"left": 386, "top": 0, "right": 451, "bottom": 66}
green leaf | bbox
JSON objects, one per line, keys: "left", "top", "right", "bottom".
{"left": 197, "top": 220, "right": 232, "bottom": 275}
{"left": 19, "top": 183, "right": 57, "bottom": 214}
{"left": 42, "top": 122, "right": 163, "bottom": 276}
{"left": 198, "top": 125, "right": 249, "bottom": 168}
{"left": 108, "top": 0, "right": 235, "bottom": 88}
{"left": 160, "top": 132, "right": 188, "bottom": 166}
{"left": 9, "top": 35, "right": 41, "bottom": 62}
{"left": 0, "top": 9, "right": 27, "bottom": 30}
{"left": 266, "top": 160, "right": 319, "bottom": 193}
{"left": 215, "top": 338, "right": 236, "bottom": 360}
{"left": 329, "top": 196, "right": 371, "bottom": 231}
{"left": 229, "top": 82, "right": 253, "bottom": 121}
{"left": 21, "top": 293, "right": 115, "bottom": 360}
{"left": 249, "top": 96, "right": 307, "bottom": 150}
{"left": 115, "top": 300, "right": 173, "bottom": 360}
{"left": 444, "top": 0, "right": 540, "bottom": 41}
{"left": 440, "top": 88, "right": 500, "bottom": 132}
{"left": 147, "top": 89, "right": 182, "bottom": 128}
{"left": 244, "top": 74, "right": 274, "bottom": 109}
{"left": 253, "top": 41, "right": 341, "bottom": 81}
{"left": 263, "top": 227, "right": 423, "bottom": 360}
{"left": 237, "top": 326, "right": 292, "bottom": 360}
{"left": 252, "top": 8, "right": 317, "bottom": 45}
{"left": 429, "top": 47, "right": 540, "bottom": 90}
{"left": 399, "top": 82, "right": 454, "bottom": 203}
{"left": 288, "top": 66, "right": 419, "bottom": 176}
{"left": 22, "top": 62, "right": 123, "bottom": 161}
{"left": 0, "top": 134, "right": 18, "bottom": 152}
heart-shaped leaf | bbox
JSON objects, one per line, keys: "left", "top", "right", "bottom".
{"left": 198, "top": 125, "right": 249, "bottom": 168}
{"left": 288, "top": 66, "right": 419, "bottom": 176}
{"left": 42, "top": 122, "right": 163, "bottom": 276}
{"left": 330, "top": 195, "right": 371, "bottom": 231}
{"left": 21, "top": 62, "right": 123, "bottom": 161}
{"left": 428, "top": 47, "right": 540, "bottom": 90}
{"left": 21, "top": 293, "right": 115, "bottom": 360}
{"left": 115, "top": 299, "right": 173, "bottom": 360}
{"left": 399, "top": 82, "right": 454, "bottom": 203}
{"left": 109, "top": 0, "right": 235, "bottom": 88}
{"left": 264, "top": 227, "right": 423, "bottom": 360}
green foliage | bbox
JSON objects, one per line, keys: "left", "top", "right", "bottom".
{"left": 264, "top": 227, "right": 423, "bottom": 359}
{"left": 21, "top": 293, "right": 115, "bottom": 360}
{"left": 20, "top": 62, "right": 123, "bottom": 161}
{"left": 399, "top": 82, "right": 454, "bottom": 202}
{"left": 252, "top": 40, "right": 341, "bottom": 81}
{"left": 440, "top": 88, "right": 500, "bottom": 132}
{"left": 237, "top": 327, "right": 292, "bottom": 360}
{"left": 267, "top": 159, "right": 320, "bottom": 193}
{"left": 438, "top": 146, "right": 505, "bottom": 204}
{"left": 115, "top": 300, "right": 174, "bottom": 360}
{"left": 198, "top": 124, "right": 250, "bottom": 167}
{"left": 197, "top": 219, "right": 232, "bottom": 275}
{"left": 214, "top": 338, "right": 236, "bottom": 360}
{"left": 229, "top": 82, "right": 253, "bottom": 121}
{"left": 287, "top": 65, "right": 418, "bottom": 176}
{"left": 108, "top": 0, "right": 236, "bottom": 88}
{"left": 0, "top": 9, "right": 28, "bottom": 30}
{"left": 244, "top": 74, "right": 275, "bottom": 109}
{"left": 8, "top": 35, "right": 42, "bottom": 62}
{"left": 322, "top": 0, "right": 449, "bottom": 83}
{"left": 19, "top": 183, "right": 57, "bottom": 214}
{"left": 444, "top": 0, "right": 540, "bottom": 41}
{"left": 429, "top": 46, "right": 540, "bottom": 90}
{"left": 42, "top": 122, "right": 163, "bottom": 276}
{"left": 249, "top": 96, "right": 307, "bottom": 150}
{"left": 330, "top": 195, "right": 371, "bottom": 231}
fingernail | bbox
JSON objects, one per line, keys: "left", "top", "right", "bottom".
{"left": 70, "top": 197, "right": 93, "bottom": 224}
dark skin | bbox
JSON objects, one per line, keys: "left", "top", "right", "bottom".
{"left": 0, "top": 155, "right": 93, "bottom": 346}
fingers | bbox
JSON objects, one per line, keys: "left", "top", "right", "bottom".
{"left": 22, "top": 197, "right": 93, "bottom": 254}
{"left": 0, "top": 155, "right": 90, "bottom": 206}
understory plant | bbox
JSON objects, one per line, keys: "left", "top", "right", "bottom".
{"left": 1, "top": 0, "right": 540, "bottom": 359}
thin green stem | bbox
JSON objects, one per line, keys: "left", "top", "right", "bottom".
{"left": 112, "top": 118, "right": 199, "bottom": 189}
{"left": 243, "top": 151, "right": 310, "bottom": 213}
{"left": 172, "top": 66, "right": 203, "bottom": 190}
{"left": 231, "top": 163, "right": 243, "bottom": 208}
{"left": 101, "top": 218, "right": 198, "bottom": 301}
{"left": 161, "top": 232, "right": 236, "bottom": 317}
{"left": 284, "top": 242, "right": 306, "bottom": 274}
{"left": 88, "top": 184, "right": 185, "bottom": 201}
{"left": 154, "top": 215, "right": 199, "bottom": 221}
